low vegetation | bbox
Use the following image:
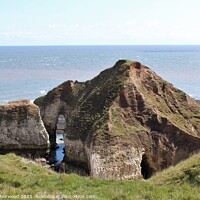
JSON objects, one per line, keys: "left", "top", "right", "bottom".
{"left": 149, "top": 152, "right": 200, "bottom": 186}
{"left": 0, "top": 153, "right": 199, "bottom": 200}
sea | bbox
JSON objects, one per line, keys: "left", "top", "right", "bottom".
{"left": 0, "top": 45, "right": 200, "bottom": 103}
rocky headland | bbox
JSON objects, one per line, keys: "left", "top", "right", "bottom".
{"left": 34, "top": 60, "right": 200, "bottom": 180}
{"left": 0, "top": 100, "right": 49, "bottom": 153}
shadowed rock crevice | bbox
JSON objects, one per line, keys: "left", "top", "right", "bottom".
{"left": 35, "top": 60, "right": 200, "bottom": 180}
{"left": 141, "top": 154, "right": 154, "bottom": 179}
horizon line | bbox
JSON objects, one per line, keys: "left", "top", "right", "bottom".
{"left": 1, "top": 44, "right": 200, "bottom": 47}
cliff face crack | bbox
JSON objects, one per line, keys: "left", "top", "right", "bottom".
{"left": 34, "top": 60, "right": 200, "bottom": 180}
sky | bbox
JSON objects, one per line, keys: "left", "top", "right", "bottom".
{"left": 1, "top": 0, "right": 200, "bottom": 45}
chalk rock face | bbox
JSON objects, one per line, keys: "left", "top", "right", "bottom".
{"left": 0, "top": 100, "right": 49, "bottom": 150}
{"left": 34, "top": 81, "right": 75, "bottom": 148}
{"left": 35, "top": 60, "right": 200, "bottom": 180}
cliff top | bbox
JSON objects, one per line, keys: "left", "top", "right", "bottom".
{"left": 0, "top": 100, "right": 40, "bottom": 121}
{"left": 0, "top": 100, "right": 31, "bottom": 107}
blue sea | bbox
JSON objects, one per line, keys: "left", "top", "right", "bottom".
{"left": 0, "top": 45, "right": 200, "bottom": 103}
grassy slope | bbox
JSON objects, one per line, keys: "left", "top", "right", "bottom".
{"left": 149, "top": 153, "right": 200, "bottom": 186}
{"left": 0, "top": 153, "right": 199, "bottom": 200}
{"left": 66, "top": 60, "right": 130, "bottom": 142}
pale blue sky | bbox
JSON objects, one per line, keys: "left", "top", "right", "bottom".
{"left": 1, "top": 0, "right": 200, "bottom": 45}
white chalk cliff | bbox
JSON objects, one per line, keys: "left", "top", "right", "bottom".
{"left": 0, "top": 100, "right": 49, "bottom": 150}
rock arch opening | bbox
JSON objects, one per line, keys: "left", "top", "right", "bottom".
{"left": 56, "top": 114, "right": 66, "bottom": 134}
{"left": 55, "top": 114, "right": 66, "bottom": 163}
{"left": 48, "top": 114, "right": 66, "bottom": 167}
{"left": 140, "top": 154, "right": 154, "bottom": 179}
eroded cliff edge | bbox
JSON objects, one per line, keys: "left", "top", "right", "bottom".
{"left": 34, "top": 60, "right": 200, "bottom": 179}
{"left": 0, "top": 100, "right": 49, "bottom": 151}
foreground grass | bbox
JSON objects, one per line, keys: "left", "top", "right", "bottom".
{"left": 0, "top": 153, "right": 199, "bottom": 200}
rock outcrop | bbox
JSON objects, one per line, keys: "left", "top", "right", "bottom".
{"left": 35, "top": 60, "right": 200, "bottom": 180}
{"left": 0, "top": 100, "right": 49, "bottom": 151}
{"left": 196, "top": 100, "right": 200, "bottom": 105}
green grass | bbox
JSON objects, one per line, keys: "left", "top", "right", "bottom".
{"left": 0, "top": 153, "right": 200, "bottom": 200}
